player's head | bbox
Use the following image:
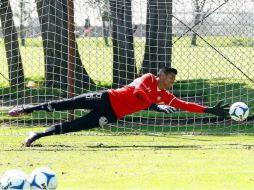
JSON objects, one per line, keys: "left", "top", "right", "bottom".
{"left": 158, "top": 67, "right": 177, "bottom": 89}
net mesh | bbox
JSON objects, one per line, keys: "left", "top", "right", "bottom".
{"left": 0, "top": 0, "right": 254, "bottom": 135}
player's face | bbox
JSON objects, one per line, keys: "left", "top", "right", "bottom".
{"left": 160, "top": 72, "right": 176, "bottom": 89}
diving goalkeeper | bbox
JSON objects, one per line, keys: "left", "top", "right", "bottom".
{"left": 9, "top": 67, "right": 229, "bottom": 147}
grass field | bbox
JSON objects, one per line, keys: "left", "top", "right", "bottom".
{"left": 1, "top": 128, "right": 254, "bottom": 190}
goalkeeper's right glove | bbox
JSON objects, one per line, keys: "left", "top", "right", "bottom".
{"left": 150, "top": 103, "right": 176, "bottom": 114}
{"left": 204, "top": 101, "right": 229, "bottom": 118}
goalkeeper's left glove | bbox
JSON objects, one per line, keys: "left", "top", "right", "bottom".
{"left": 204, "top": 101, "right": 229, "bottom": 117}
{"left": 150, "top": 104, "right": 176, "bottom": 114}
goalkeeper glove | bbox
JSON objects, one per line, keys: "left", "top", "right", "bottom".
{"left": 150, "top": 104, "right": 176, "bottom": 114}
{"left": 204, "top": 101, "right": 229, "bottom": 117}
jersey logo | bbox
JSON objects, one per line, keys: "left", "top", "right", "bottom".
{"left": 157, "top": 96, "right": 161, "bottom": 101}
{"left": 147, "top": 87, "right": 151, "bottom": 93}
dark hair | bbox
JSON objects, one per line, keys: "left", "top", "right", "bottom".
{"left": 159, "top": 67, "right": 178, "bottom": 75}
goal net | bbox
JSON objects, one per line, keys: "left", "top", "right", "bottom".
{"left": 0, "top": 0, "right": 253, "bottom": 135}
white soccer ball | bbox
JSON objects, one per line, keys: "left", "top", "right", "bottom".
{"left": 229, "top": 102, "right": 249, "bottom": 121}
{"left": 0, "top": 169, "right": 30, "bottom": 190}
{"left": 29, "top": 167, "right": 58, "bottom": 190}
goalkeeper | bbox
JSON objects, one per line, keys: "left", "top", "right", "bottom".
{"left": 9, "top": 67, "right": 229, "bottom": 147}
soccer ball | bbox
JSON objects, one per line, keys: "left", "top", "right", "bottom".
{"left": 0, "top": 169, "right": 30, "bottom": 190}
{"left": 229, "top": 102, "right": 249, "bottom": 121}
{"left": 29, "top": 167, "right": 58, "bottom": 190}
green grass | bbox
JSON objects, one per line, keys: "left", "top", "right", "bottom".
{"left": 1, "top": 130, "right": 254, "bottom": 189}
{"left": 1, "top": 36, "right": 254, "bottom": 86}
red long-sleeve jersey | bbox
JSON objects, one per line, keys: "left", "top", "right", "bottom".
{"left": 108, "top": 73, "right": 206, "bottom": 119}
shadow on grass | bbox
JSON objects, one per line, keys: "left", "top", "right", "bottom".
{"left": 1, "top": 78, "right": 253, "bottom": 101}
{"left": 87, "top": 144, "right": 201, "bottom": 149}
{"left": 3, "top": 143, "right": 253, "bottom": 152}
{"left": 160, "top": 135, "right": 215, "bottom": 141}
{"left": 3, "top": 144, "right": 202, "bottom": 151}
{"left": 2, "top": 141, "right": 254, "bottom": 152}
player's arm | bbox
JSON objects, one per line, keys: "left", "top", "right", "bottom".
{"left": 132, "top": 73, "right": 153, "bottom": 105}
{"left": 169, "top": 97, "right": 229, "bottom": 117}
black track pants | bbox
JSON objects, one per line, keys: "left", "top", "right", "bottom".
{"left": 25, "top": 91, "right": 117, "bottom": 135}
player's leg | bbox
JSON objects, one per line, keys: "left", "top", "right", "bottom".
{"left": 9, "top": 91, "right": 105, "bottom": 117}
{"left": 24, "top": 110, "right": 116, "bottom": 147}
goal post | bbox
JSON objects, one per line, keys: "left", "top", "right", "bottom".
{"left": 0, "top": 0, "right": 254, "bottom": 136}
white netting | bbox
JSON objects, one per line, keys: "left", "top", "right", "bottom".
{"left": 0, "top": 0, "right": 254, "bottom": 135}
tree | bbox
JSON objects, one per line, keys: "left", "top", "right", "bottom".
{"left": 191, "top": 0, "right": 208, "bottom": 46}
{"left": 109, "top": 0, "right": 137, "bottom": 86}
{"left": 36, "top": 0, "right": 94, "bottom": 90}
{"left": 0, "top": 0, "right": 25, "bottom": 88}
{"left": 141, "top": 0, "right": 173, "bottom": 75}
{"left": 97, "top": 0, "right": 110, "bottom": 46}
{"left": 86, "top": 0, "right": 111, "bottom": 46}
{"left": 13, "top": 0, "right": 31, "bottom": 46}
{"left": 101, "top": 8, "right": 110, "bottom": 46}
{"left": 18, "top": 0, "right": 30, "bottom": 46}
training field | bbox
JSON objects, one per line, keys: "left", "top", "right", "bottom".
{"left": 1, "top": 1, "right": 254, "bottom": 189}
{"left": 1, "top": 127, "right": 254, "bottom": 190}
